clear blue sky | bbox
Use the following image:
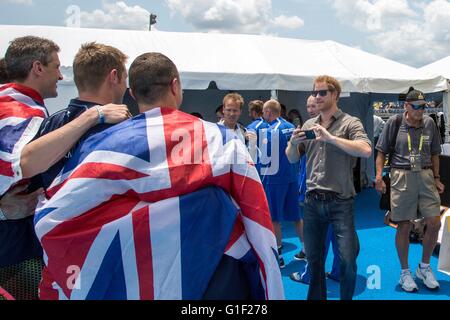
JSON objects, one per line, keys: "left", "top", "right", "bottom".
{"left": 1, "top": 0, "right": 449, "bottom": 67}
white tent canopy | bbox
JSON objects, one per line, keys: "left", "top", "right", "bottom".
{"left": 2, "top": 25, "right": 448, "bottom": 184}
{"left": 420, "top": 56, "right": 450, "bottom": 144}
{"left": 0, "top": 25, "right": 448, "bottom": 94}
{"left": 420, "top": 56, "right": 450, "bottom": 80}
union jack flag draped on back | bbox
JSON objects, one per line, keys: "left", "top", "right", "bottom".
{"left": 35, "top": 107, "right": 284, "bottom": 300}
{"left": 0, "top": 83, "right": 48, "bottom": 195}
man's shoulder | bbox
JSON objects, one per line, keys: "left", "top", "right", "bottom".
{"left": 382, "top": 113, "right": 404, "bottom": 128}
{"left": 247, "top": 118, "right": 266, "bottom": 129}
{"left": 40, "top": 105, "right": 83, "bottom": 135}
{"left": 302, "top": 117, "right": 317, "bottom": 129}
{"left": 339, "top": 111, "right": 360, "bottom": 123}
{"left": 283, "top": 120, "right": 295, "bottom": 129}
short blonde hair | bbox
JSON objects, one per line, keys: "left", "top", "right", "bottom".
{"left": 74, "top": 42, "right": 128, "bottom": 92}
{"left": 313, "top": 75, "right": 342, "bottom": 100}
{"left": 263, "top": 99, "right": 281, "bottom": 115}
{"left": 223, "top": 93, "right": 244, "bottom": 110}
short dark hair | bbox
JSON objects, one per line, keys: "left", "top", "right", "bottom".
{"left": 0, "top": 58, "right": 9, "bottom": 84}
{"left": 129, "top": 52, "right": 179, "bottom": 105}
{"left": 190, "top": 112, "right": 203, "bottom": 119}
{"left": 5, "top": 36, "right": 60, "bottom": 82}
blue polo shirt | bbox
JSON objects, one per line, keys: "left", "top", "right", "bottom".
{"left": 259, "top": 118, "right": 297, "bottom": 185}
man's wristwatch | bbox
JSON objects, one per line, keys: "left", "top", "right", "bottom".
{"left": 0, "top": 206, "right": 7, "bottom": 221}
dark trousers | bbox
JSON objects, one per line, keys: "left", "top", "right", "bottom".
{"left": 303, "top": 194, "right": 360, "bottom": 300}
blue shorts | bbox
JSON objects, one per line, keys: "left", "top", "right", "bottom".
{"left": 263, "top": 182, "right": 300, "bottom": 222}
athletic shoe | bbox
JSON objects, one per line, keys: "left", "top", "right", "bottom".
{"left": 293, "top": 251, "right": 307, "bottom": 261}
{"left": 399, "top": 270, "right": 418, "bottom": 292}
{"left": 416, "top": 265, "right": 440, "bottom": 290}
{"left": 289, "top": 272, "right": 309, "bottom": 284}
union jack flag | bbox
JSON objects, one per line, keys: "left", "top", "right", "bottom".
{"left": 35, "top": 107, "right": 284, "bottom": 300}
{"left": 0, "top": 83, "right": 48, "bottom": 195}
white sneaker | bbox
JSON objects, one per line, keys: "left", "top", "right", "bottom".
{"left": 416, "top": 265, "right": 440, "bottom": 290}
{"left": 399, "top": 270, "right": 419, "bottom": 292}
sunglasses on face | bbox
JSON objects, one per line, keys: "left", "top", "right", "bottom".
{"left": 409, "top": 103, "right": 427, "bottom": 110}
{"left": 311, "top": 89, "right": 333, "bottom": 97}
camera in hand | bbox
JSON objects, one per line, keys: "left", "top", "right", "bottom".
{"left": 302, "top": 129, "right": 316, "bottom": 140}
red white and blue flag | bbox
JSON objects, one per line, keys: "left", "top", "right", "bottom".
{"left": 0, "top": 83, "right": 48, "bottom": 195}
{"left": 35, "top": 107, "right": 284, "bottom": 300}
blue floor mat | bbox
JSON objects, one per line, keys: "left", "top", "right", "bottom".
{"left": 280, "top": 188, "right": 450, "bottom": 300}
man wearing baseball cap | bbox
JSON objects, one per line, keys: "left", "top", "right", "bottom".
{"left": 375, "top": 87, "right": 444, "bottom": 292}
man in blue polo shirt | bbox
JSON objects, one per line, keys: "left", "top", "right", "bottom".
{"left": 259, "top": 99, "right": 300, "bottom": 268}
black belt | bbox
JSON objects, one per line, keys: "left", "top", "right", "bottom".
{"left": 306, "top": 190, "right": 339, "bottom": 201}
{"left": 391, "top": 166, "right": 432, "bottom": 171}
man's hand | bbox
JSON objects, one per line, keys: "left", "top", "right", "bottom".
{"left": 435, "top": 178, "right": 445, "bottom": 194}
{"left": 290, "top": 128, "right": 307, "bottom": 146}
{"left": 311, "top": 124, "right": 335, "bottom": 143}
{"left": 0, "top": 184, "right": 43, "bottom": 220}
{"left": 100, "top": 104, "right": 132, "bottom": 124}
{"left": 375, "top": 177, "right": 387, "bottom": 194}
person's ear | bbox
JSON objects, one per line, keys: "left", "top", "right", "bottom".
{"left": 109, "top": 69, "right": 119, "bottom": 84}
{"left": 129, "top": 88, "right": 136, "bottom": 100}
{"left": 170, "top": 78, "right": 179, "bottom": 96}
{"left": 31, "top": 60, "right": 44, "bottom": 77}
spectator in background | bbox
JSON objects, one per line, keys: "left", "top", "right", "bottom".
{"left": 219, "top": 93, "right": 247, "bottom": 145}
{"left": 215, "top": 105, "right": 224, "bottom": 122}
{"left": 373, "top": 114, "right": 386, "bottom": 163}
{"left": 280, "top": 103, "right": 288, "bottom": 120}
{"left": 288, "top": 109, "right": 303, "bottom": 128}
{"left": 190, "top": 112, "right": 204, "bottom": 119}
{"left": 260, "top": 99, "right": 300, "bottom": 269}
{"left": 248, "top": 99, "right": 263, "bottom": 122}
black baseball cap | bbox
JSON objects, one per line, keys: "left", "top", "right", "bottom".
{"left": 405, "top": 88, "right": 426, "bottom": 105}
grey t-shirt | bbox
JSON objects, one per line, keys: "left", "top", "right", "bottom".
{"left": 376, "top": 113, "right": 441, "bottom": 168}
{"left": 300, "top": 109, "right": 371, "bottom": 198}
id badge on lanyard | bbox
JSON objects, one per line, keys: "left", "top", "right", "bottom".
{"left": 408, "top": 130, "right": 424, "bottom": 172}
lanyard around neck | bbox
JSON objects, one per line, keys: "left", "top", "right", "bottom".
{"left": 407, "top": 129, "right": 424, "bottom": 153}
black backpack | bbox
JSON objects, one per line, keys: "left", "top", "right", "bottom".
{"left": 379, "top": 114, "right": 403, "bottom": 211}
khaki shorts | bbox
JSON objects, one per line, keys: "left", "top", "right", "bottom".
{"left": 390, "top": 168, "right": 441, "bottom": 222}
